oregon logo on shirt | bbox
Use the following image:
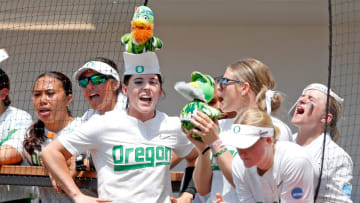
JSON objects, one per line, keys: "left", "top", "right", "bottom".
{"left": 112, "top": 145, "right": 171, "bottom": 171}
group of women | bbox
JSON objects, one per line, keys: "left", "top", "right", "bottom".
{"left": 0, "top": 51, "right": 353, "bottom": 203}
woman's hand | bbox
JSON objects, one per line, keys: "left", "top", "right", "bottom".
{"left": 190, "top": 111, "right": 220, "bottom": 146}
{"left": 73, "top": 193, "right": 112, "bottom": 203}
{"left": 212, "top": 193, "right": 229, "bottom": 203}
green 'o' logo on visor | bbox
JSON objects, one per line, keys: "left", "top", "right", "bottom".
{"left": 135, "top": 65, "right": 144, "bottom": 73}
{"left": 233, "top": 125, "right": 241, "bottom": 133}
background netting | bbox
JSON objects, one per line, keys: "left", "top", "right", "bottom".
{"left": 0, "top": 0, "right": 142, "bottom": 202}
{"left": 330, "top": 0, "right": 360, "bottom": 201}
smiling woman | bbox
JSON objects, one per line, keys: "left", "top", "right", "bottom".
{"left": 40, "top": 52, "right": 197, "bottom": 203}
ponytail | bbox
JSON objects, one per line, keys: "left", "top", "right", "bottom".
{"left": 24, "top": 120, "right": 45, "bottom": 154}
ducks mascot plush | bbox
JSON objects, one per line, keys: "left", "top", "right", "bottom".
{"left": 175, "top": 71, "right": 222, "bottom": 141}
{"left": 121, "top": 5, "right": 162, "bottom": 54}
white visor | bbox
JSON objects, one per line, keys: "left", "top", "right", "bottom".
{"left": 123, "top": 52, "right": 160, "bottom": 75}
{"left": 73, "top": 61, "right": 120, "bottom": 82}
{"left": 303, "top": 83, "right": 344, "bottom": 104}
{"left": 288, "top": 83, "right": 344, "bottom": 116}
{"left": 222, "top": 124, "right": 274, "bottom": 149}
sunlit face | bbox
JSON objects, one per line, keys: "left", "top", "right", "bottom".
{"left": 122, "top": 74, "right": 162, "bottom": 121}
{"left": 32, "top": 75, "right": 72, "bottom": 125}
{"left": 80, "top": 70, "right": 119, "bottom": 112}
{"left": 236, "top": 138, "right": 268, "bottom": 168}
{"left": 220, "top": 67, "right": 246, "bottom": 112}
{"left": 291, "top": 89, "right": 327, "bottom": 129}
{"left": 209, "top": 83, "right": 237, "bottom": 119}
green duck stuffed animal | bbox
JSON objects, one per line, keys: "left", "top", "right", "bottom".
{"left": 121, "top": 5, "right": 163, "bottom": 54}
{"left": 175, "top": 71, "right": 222, "bottom": 141}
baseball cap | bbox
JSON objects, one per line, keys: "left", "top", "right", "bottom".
{"left": 123, "top": 52, "right": 160, "bottom": 75}
{"left": 73, "top": 61, "right": 120, "bottom": 82}
{"left": 222, "top": 124, "right": 274, "bottom": 149}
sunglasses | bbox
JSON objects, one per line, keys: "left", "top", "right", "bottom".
{"left": 218, "top": 77, "right": 243, "bottom": 89}
{"left": 79, "top": 74, "right": 110, "bottom": 88}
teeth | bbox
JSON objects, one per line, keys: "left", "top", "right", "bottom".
{"left": 140, "top": 95, "right": 151, "bottom": 99}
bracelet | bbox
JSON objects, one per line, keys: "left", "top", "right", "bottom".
{"left": 213, "top": 147, "right": 227, "bottom": 158}
{"left": 202, "top": 146, "right": 210, "bottom": 155}
{"left": 210, "top": 139, "right": 223, "bottom": 149}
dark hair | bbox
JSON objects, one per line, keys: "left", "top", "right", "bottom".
{"left": 88, "top": 57, "right": 121, "bottom": 95}
{"left": 0, "top": 68, "right": 11, "bottom": 106}
{"left": 24, "top": 71, "right": 72, "bottom": 155}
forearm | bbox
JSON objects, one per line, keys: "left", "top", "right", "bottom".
{"left": 0, "top": 145, "right": 22, "bottom": 165}
{"left": 193, "top": 152, "right": 213, "bottom": 195}
{"left": 212, "top": 145, "right": 234, "bottom": 187}
{"left": 42, "top": 146, "right": 82, "bottom": 200}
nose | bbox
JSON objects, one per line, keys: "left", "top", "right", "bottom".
{"left": 39, "top": 94, "right": 48, "bottom": 105}
{"left": 237, "top": 149, "right": 247, "bottom": 157}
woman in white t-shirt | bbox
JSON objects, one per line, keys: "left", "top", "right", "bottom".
{"left": 73, "top": 57, "right": 125, "bottom": 121}
{"left": 0, "top": 68, "right": 35, "bottom": 202}
{"left": 23, "top": 71, "right": 81, "bottom": 202}
{"left": 188, "top": 58, "right": 293, "bottom": 203}
{"left": 41, "top": 52, "right": 197, "bottom": 203}
{"left": 191, "top": 107, "right": 315, "bottom": 203}
{"left": 291, "top": 83, "right": 353, "bottom": 202}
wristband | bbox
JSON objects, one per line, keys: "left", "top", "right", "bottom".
{"left": 213, "top": 147, "right": 227, "bottom": 158}
{"left": 202, "top": 146, "right": 210, "bottom": 155}
{"left": 75, "top": 154, "right": 87, "bottom": 171}
{"left": 210, "top": 139, "right": 223, "bottom": 149}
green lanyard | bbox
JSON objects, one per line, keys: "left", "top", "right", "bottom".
{"left": 0, "top": 129, "right": 18, "bottom": 146}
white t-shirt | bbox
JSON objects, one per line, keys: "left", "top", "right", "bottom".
{"left": 24, "top": 117, "right": 83, "bottom": 203}
{"left": 204, "top": 116, "right": 293, "bottom": 203}
{"left": 297, "top": 133, "right": 353, "bottom": 203}
{"left": 0, "top": 106, "right": 32, "bottom": 154}
{"left": 0, "top": 106, "right": 34, "bottom": 202}
{"left": 232, "top": 141, "right": 315, "bottom": 203}
{"left": 271, "top": 116, "right": 293, "bottom": 142}
{"left": 58, "top": 110, "right": 194, "bottom": 203}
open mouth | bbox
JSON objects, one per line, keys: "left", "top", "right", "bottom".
{"left": 89, "top": 93, "right": 100, "bottom": 101}
{"left": 39, "top": 109, "right": 51, "bottom": 116}
{"left": 140, "top": 95, "right": 152, "bottom": 104}
{"left": 296, "top": 105, "right": 305, "bottom": 114}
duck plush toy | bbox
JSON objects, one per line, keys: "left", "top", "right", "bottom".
{"left": 121, "top": 5, "right": 163, "bottom": 54}
{"left": 175, "top": 71, "right": 222, "bottom": 141}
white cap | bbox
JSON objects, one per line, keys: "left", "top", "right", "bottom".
{"left": 73, "top": 61, "right": 120, "bottom": 82}
{"left": 303, "top": 83, "right": 344, "bottom": 104}
{"left": 222, "top": 124, "right": 274, "bottom": 149}
{"left": 123, "top": 52, "right": 160, "bottom": 75}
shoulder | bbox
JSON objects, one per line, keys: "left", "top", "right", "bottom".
{"left": 328, "top": 139, "right": 353, "bottom": 166}
{"left": 5, "top": 106, "right": 32, "bottom": 127}
{"left": 7, "top": 106, "right": 32, "bottom": 119}
{"left": 276, "top": 142, "right": 312, "bottom": 163}
{"left": 271, "top": 116, "right": 293, "bottom": 142}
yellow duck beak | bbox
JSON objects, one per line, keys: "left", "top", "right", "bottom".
{"left": 189, "top": 82, "right": 199, "bottom": 88}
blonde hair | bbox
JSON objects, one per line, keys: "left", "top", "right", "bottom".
{"left": 235, "top": 107, "right": 280, "bottom": 142}
{"left": 228, "top": 58, "right": 282, "bottom": 113}
{"left": 327, "top": 96, "right": 342, "bottom": 142}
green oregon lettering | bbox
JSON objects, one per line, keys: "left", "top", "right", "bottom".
{"left": 30, "top": 152, "right": 42, "bottom": 166}
{"left": 212, "top": 149, "right": 238, "bottom": 171}
{"left": 135, "top": 65, "right": 144, "bottom": 73}
{"left": 112, "top": 145, "right": 171, "bottom": 171}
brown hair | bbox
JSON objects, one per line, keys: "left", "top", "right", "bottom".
{"left": 327, "top": 96, "right": 341, "bottom": 142}
{"left": 228, "top": 58, "right": 282, "bottom": 113}
{"left": 235, "top": 107, "right": 280, "bottom": 143}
